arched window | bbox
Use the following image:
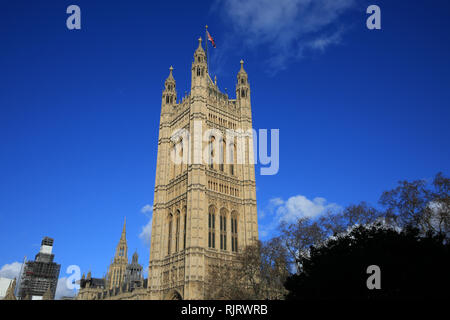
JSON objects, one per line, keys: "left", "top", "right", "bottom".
{"left": 175, "top": 210, "right": 180, "bottom": 252}
{"left": 172, "top": 145, "right": 176, "bottom": 179}
{"left": 183, "top": 206, "right": 187, "bottom": 250}
{"left": 208, "top": 206, "right": 216, "bottom": 248}
{"left": 241, "top": 89, "right": 245, "bottom": 98}
{"left": 220, "top": 208, "right": 227, "bottom": 251}
{"left": 229, "top": 143, "right": 235, "bottom": 176}
{"left": 231, "top": 212, "right": 238, "bottom": 252}
{"left": 180, "top": 140, "right": 183, "bottom": 174}
{"left": 197, "top": 67, "right": 201, "bottom": 76}
{"left": 219, "top": 139, "right": 225, "bottom": 172}
{"left": 178, "top": 139, "right": 183, "bottom": 176}
{"left": 168, "top": 213, "right": 173, "bottom": 255}
{"left": 209, "top": 136, "right": 215, "bottom": 169}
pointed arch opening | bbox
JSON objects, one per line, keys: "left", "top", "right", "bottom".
{"left": 208, "top": 205, "right": 216, "bottom": 249}
{"left": 231, "top": 211, "right": 238, "bottom": 252}
{"left": 175, "top": 210, "right": 181, "bottom": 252}
{"left": 168, "top": 213, "right": 173, "bottom": 255}
{"left": 220, "top": 208, "right": 228, "bottom": 251}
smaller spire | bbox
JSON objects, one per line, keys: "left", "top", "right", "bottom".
{"left": 195, "top": 37, "right": 205, "bottom": 55}
{"left": 121, "top": 217, "right": 126, "bottom": 239}
{"left": 3, "top": 278, "right": 16, "bottom": 300}
{"left": 132, "top": 251, "right": 139, "bottom": 264}
{"left": 165, "top": 66, "right": 175, "bottom": 85}
{"left": 42, "top": 285, "right": 53, "bottom": 300}
{"left": 239, "top": 59, "right": 245, "bottom": 72}
{"left": 238, "top": 59, "right": 247, "bottom": 76}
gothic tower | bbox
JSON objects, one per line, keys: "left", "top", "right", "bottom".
{"left": 148, "top": 37, "right": 258, "bottom": 300}
{"left": 106, "top": 218, "right": 128, "bottom": 290}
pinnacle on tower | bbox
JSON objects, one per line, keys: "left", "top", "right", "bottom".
{"left": 194, "top": 37, "right": 206, "bottom": 59}
{"left": 132, "top": 251, "right": 139, "bottom": 264}
{"left": 238, "top": 59, "right": 247, "bottom": 75}
{"left": 164, "top": 66, "right": 176, "bottom": 103}
{"left": 121, "top": 216, "right": 127, "bottom": 239}
{"left": 167, "top": 66, "right": 175, "bottom": 82}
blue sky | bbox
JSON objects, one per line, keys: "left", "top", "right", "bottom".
{"left": 1, "top": 0, "right": 449, "bottom": 298}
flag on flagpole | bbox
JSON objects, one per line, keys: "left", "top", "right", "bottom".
{"left": 207, "top": 30, "right": 216, "bottom": 48}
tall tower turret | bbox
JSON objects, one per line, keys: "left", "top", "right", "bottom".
{"left": 236, "top": 59, "right": 251, "bottom": 111}
{"left": 163, "top": 66, "right": 177, "bottom": 106}
{"left": 191, "top": 37, "right": 208, "bottom": 93}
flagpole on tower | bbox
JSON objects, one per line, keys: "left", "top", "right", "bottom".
{"left": 205, "top": 25, "right": 209, "bottom": 77}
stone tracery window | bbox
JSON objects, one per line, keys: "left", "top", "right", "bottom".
{"left": 231, "top": 211, "right": 238, "bottom": 252}
{"left": 209, "top": 136, "right": 215, "bottom": 169}
{"left": 219, "top": 139, "right": 225, "bottom": 172}
{"left": 175, "top": 210, "right": 180, "bottom": 252}
{"left": 220, "top": 208, "right": 227, "bottom": 251}
{"left": 208, "top": 205, "right": 216, "bottom": 248}
{"left": 183, "top": 206, "right": 187, "bottom": 250}
{"left": 168, "top": 213, "right": 173, "bottom": 255}
{"left": 229, "top": 143, "right": 236, "bottom": 176}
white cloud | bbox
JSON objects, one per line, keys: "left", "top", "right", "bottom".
{"left": 216, "top": 0, "right": 356, "bottom": 71}
{"left": 269, "top": 197, "right": 284, "bottom": 207}
{"left": 139, "top": 204, "right": 153, "bottom": 246}
{"left": 55, "top": 277, "right": 76, "bottom": 300}
{"left": 141, "top": 204, "right": 153, "bottom": 215}
{"left": 272, "top": 194, "right": 341, "bottom": 223}
{"left": 0, "top": 262, "right": 22, "bottom": 279}
{"left": 139, "top": 218, "right": 153, "bottom": 247}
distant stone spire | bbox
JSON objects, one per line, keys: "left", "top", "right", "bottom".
{"left": 42, "top": 284, "right": 53, "bottom": 300}
{"left": 132, "top": 251, "right": 139, "bottom": 264}
{"left": 3, "top": 278, "right": 16, "bottom": 300}
{"left": 121, "top": 217, "right": 127, "bottom": 240}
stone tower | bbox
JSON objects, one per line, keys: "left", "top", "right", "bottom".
{"left": 106, "top": 218, "right": 128, "bottom": 290}
{"left": 148, "top": 37, "right": 258, "bottom": 300}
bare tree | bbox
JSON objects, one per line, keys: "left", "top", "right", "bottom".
{"left": 204, "top": 241, "right": 289, "bottom": 300}
{"left": 380, "top": 172, "right": 449, "bottom": 235}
